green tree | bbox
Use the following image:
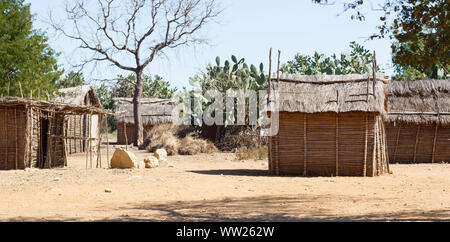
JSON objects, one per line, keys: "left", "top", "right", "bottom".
{"left": 57, "top": 71, "right": 86, "bottom": 89}
{"left": 281, "top": 42, "right": 376, "bottom": 74}
{"left": 313, "top": 0, "right": 449, "bottom": 78}
{"left": 0, "top": 0, "right": 62, "bottom": 98}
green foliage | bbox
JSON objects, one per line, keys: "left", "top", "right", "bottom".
{"left": 184, "top": 55, "right": 267, "bottom": 126}
{"left": 313, "top": 0, "right": 449, "bottom": 78}
{"left": 281, "top": 41, "right": 376, "bottom": 74}
{"left": 0, "top": 0, "right": 62, "bottom": 98}
{"left": 191, "top": 55, "right": 267, "bottom": 93}
{"left": 57, "top": 71, "right": 85, "bottom": 88}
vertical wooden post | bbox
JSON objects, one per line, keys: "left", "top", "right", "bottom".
{"left": 381, "top": 120, "right": 390, "bottom": 174}
{"left": 335, "top": 90, "right": 339, "bottom": 176}
{"left": 29, "top": 108, "right": 34, "bottom": 168}
{"left": 106, "top": 115, "right": 110, "bottom": 168}
{"left": 363, "top": 114, "right": 368, "bottom": 177}
{"left": 432, "top": 94, "right": 440, "bottom": 163}
{"left": 14, "top": 108, "right": 18, "bottom": 169}
{"left": 5, "top": 107, "right": 8, "bottom": 169}
{"left": 267, "top": 48, "right": 273, "bottom": 174}
{"left": 432, "top": 123, "right": 439, "bottom": 163}
{"left": 96, "top": 114, "right": 102, "bottom": 168}
{"left": 393, "top": 124, "right": 402, "bottom": 163}
{"left": 335, "top": 113, "right": 339, "bottom": 176}
{"left": 413, "top": 125, "right": 421, "bottom": 163}
{"left": 79, "top": 115, "right": 83, "bottom": 153}
{"left": 303, "top": 114, "right": 307, "bottom": 176}
{"left": 89, "top": 113, "right": 93, "bottom": 169}
{"left": 372, "top": 51, "right": 377, "bottom": 99}
{"left": 85, "top": 115, "right": 89, "bottom": 169}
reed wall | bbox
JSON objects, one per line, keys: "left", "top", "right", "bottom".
{"left": 386, "top": 122, "right": 450, "bottom": 163}
{"left": 269, "top": 112, "right": 389, "bottom": 177}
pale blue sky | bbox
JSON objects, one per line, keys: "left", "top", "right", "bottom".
{"left": 27, "top": 0, "right": 394, "bottom": 89}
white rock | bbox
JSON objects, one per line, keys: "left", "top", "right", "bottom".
{"left": 105, "top": 188, "right": 112, "bottom": 193}
{"left": 154, "top": 148, "right": 168, "bottom": 162}
{"left": 53, "top": 177, "right": 60, "bottom": 181}
{"left": 110, "top": 148, "right": 138, "bottom": 169}
{"left": 144, "top": 156, "right": 160, "bottom": 168}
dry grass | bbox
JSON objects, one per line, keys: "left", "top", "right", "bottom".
{"left": 179, "top": 135, "right": 217, "bottom": 155}
{"left": 235, "top": 146, "right": 268, "bottom": 161}
{"left": 144, "top": 124, "right": 216, "bottom": 156}
{"left": 143, "top": 124, "right": 180, "bottom": 155}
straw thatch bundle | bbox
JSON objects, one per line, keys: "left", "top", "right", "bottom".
{"left": 268, "top": 73, "right": 390, "bottom": 177}
{"left": 387, "top": 79, "right": 450, "bottom": 124}
{"left": 385, "top": 79, "right": 450, "bottom": 163}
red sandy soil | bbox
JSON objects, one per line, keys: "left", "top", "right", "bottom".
{"left": 0, "top": 146, "right": 449, "bottom": 221}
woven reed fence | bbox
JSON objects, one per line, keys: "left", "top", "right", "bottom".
{"left": 269, "top": 112, "right": 389, "bottom": 177}
{"left": 386, "top": 122, "right": 450, "bottom": 163}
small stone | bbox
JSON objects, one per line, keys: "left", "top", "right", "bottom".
{"left": 144, "top": 156, "right": 160, "bottom": 168}
{"left": 105, "top": 188, "right": 112, "bottom": 193}
{"left": 53, "top": 177, "right": 60, "bottom": 181}
{"left": 154, "top": 149, "right": 168, "bottom": 162}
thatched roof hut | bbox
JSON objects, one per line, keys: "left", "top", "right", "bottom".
{"left": 268, "top": 73, "right": 390, "bottom": 177}
{"left": 113, "top": 97, "right": 178, "bottom": 144}
{"left": 385, "top": 79, "right": 450, "bottom": 163}
{"left": 55, "top": 85, "right": 102, "bottom": 108}
{"left": 55, "top": 85, "right": 103, "bottom": 154}
{"left": 0, "top": 97, "right": 108, "bottom": 170}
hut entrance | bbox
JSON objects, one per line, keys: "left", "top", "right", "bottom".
{"left": 39, "top": 118, "right": 49, "bottom": 168}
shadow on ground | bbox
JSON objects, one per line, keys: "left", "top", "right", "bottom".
{"left": 189, "top": 169, "right": 270, "bottom": 177}
{"left": 6, "top": 194, "right": 450, "bottom": 222}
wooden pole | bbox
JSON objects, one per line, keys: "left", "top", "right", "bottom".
{"left": 268, "top": 48, "right": 273, "bottom": 102}
{"left": 432, "top": 123, "right": 439, "bottom": 163}
{"left": 393, "top": 124, "right": 402, "bottom": 163}
{"left": 5, "top": 108, "right": 8, "bottom": 169}
{"left": 303, "top": 114, "right": 307, "bottom": 176}
{"left": 381, "top": 120, "right": 390, "bottom": 174}
{"left": 96, "top": 115, "right": 102, "bottom": 168}
{"left": 29, "top": 108, "right": 34, "bottom": 168}
{"left": 335, "top": 113, "right": 339, "bottom": 176}
{"left": 267, "top": 48, "right": 273, "bottom": 174}
{"left": 89, "top": 113, "right": 93, "bottom": 169}
{"left": 106, "top": 115, "right": 110, "bottom": 168}
{"left": 372, "top": 51, "right": 377, "bottom": 99}
{"left": 335, "top": 90, "right": 339, "bottom": 176}
{"left": 14, "top": 108, "right": 18, "bottom": 169}
{"left": 432, "top": 94, "right": 441, "bottom": 163}
{"left": 413, "top": 125, "right": 421, "bottom": 163}
{"left": 19, "top": 82, "right": 23, "bottom": 98}
{"left": 363, "top": 114, "right": 368, "bottom": 177}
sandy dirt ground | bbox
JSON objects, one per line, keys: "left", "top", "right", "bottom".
{"left": 0, "top": 145, "right": 449, "bottom": 222}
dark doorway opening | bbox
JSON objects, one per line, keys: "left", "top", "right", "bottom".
{"left": 39, "top": 118, "right": 49, "bottom": 168}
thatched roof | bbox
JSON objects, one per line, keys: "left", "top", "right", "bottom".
{"left": 113, "top": 97, "right": 179, "bottom": 125}
{"left": 386, "top": 79, "right": 450, "bottom": 125}
{"left": 0, "top": 97, "right": 109, "bottom": 115}
{"left": 55, "top": 85, "right": 102, "bottom": 108}
{"left": 268, "top": 73, "right": 388, "bottom": 115}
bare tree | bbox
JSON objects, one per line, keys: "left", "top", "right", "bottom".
{"left": 51, "top": 0, "right": 221, "bottom": 146}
